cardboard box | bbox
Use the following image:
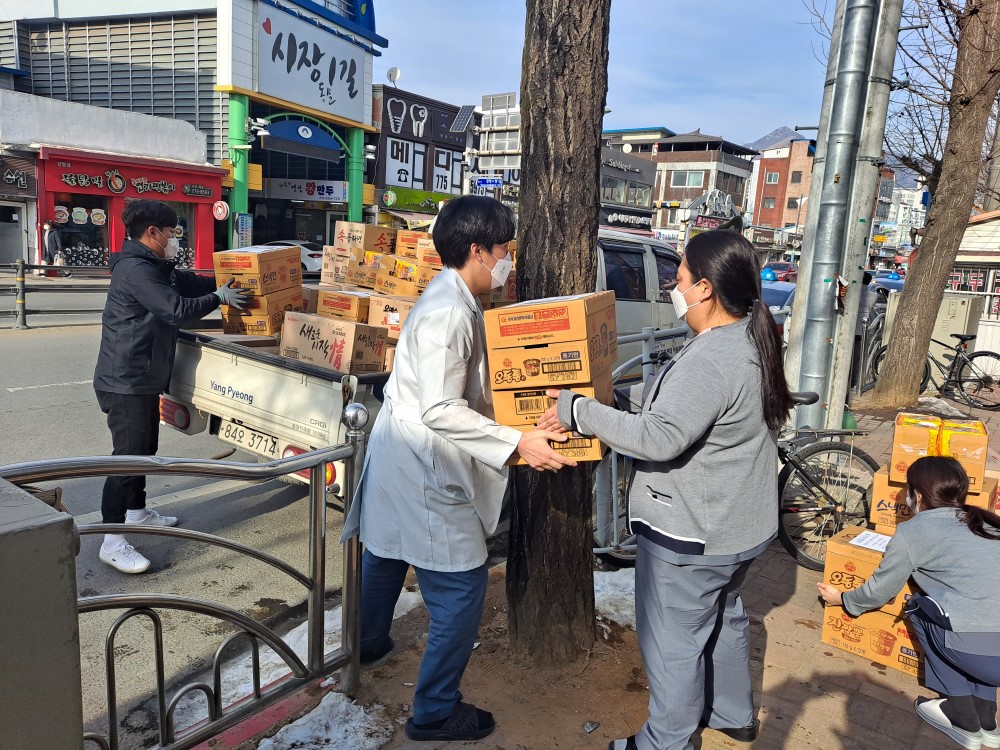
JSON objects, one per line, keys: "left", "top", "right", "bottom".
{"left": 868, "top": 466, "right": 912, "bottom": 528}
{"left": 393, "top": 257, "right": 439, "bottom": 289}
{"left": 487, "top": 336, "right": 618, "bottom": 390}
{"left": 396, "top": 230, "right": 429, "bottom": 259}
{"left": 972, "top": 469, "right": 1000, "bottom": 512}
{"left": 333, "top": 221, "right": 396, "bottom": 253}
{"left": 280, "top": 311, "right": 388, "bottom": 374}
{"left": 385, "top": 344, "right": 396, "bottom": 372}
{"left": 374, "top": 266, "right": 422, "bottom": 297}
{"left": 366, "top": 293, "right": 418, "bottom": 341}
{"left": 302, "top": 283, "right": 342, "bottom": 314}
{"left": 416, "top": 238, "right": 441, "bottom": 268}
{"left": 823, "top": 528, "right": 916, "bottom": 614}
{"left": 874, "top": 524, "right": 897, "bottom": 536}
{"left": 492, "top": 369, "right": 614, "bottom": 427}
{"left": 821, "top": 605, "right": 923, "bottom": 678}
{"left": 320, "top": 246, "right": 364, "bottom": 285}
{"left": 890, "top": 414, "right": 942, "bottom": 484}
{"left": 938, "top": 419, "right": 989, "bottom": 493}
{"left": 232, "top": 286, "right": 303, "bottom": 318}
{"left": 213, "top": 245, "right": 301, "bottom": 286}
{"left": 508, "top": 426, "right": 605, "bottom": 465}
{"left": 484, "top": 291, "right": 617, "bottom": 353}
{"left": 492, "top": 270, "right": 517, "bottom": 306}
{"left": 315, "top": 289, "right": 371, "bottom": 322}
{"left": 346, "top": 260, "right": 378, "bottom": 289}
{"left": 222, "top": 307, "right": 290, "bottom": 336}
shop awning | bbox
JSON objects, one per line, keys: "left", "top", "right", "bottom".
{"left": 382, "top": 209, "right": 436, "bottom": 229}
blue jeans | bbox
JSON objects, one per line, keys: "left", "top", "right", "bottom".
{"left": 360, "top": 549, "right": 488, "bottom": 724}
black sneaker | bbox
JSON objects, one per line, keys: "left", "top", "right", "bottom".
{"left": 405, "top": 701, "right": 495, "bottom": 741}
{"left": 360, "top": 637, "right": 394, "bottom": 667}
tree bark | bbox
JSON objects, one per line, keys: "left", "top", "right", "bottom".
{"left": 870, "top": 0, "right": 1000, "bottom": 409}
{"left": 506, "top": 0, "right": 611, "bottom": 663}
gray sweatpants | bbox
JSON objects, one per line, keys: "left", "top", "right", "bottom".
{"left": 635, "top": 546, "right": 755, "bottom": 750}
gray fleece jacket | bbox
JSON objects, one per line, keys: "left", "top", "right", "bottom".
{"left": 559, "top": 317, "right": 778, "bottom": 561}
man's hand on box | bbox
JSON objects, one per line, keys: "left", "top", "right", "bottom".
{"left": 516, "top": 430, "right": 578, "bottom": 472}
{"left": 816, "top": 582, "right": 844, "bottom": 606}
{"left": 536, "top": 389, "right": 570, "bottom": 433}
{"left": 214, "top": 277, "right": 251, "bottom": 310}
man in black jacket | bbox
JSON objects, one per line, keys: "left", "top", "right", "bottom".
{"left": 93, "top": 200, "right": 248, "bottom": 574}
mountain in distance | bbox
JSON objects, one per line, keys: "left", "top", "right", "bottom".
{"left": 743, "top": 126, "right": 803, "bottom": 153}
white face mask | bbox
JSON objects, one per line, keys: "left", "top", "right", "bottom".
{"left": 670, "top": 280, "right": 704, "bottom": 320}
{"left": 479, "top": 248, "right": 513, "bottom": 289}
{"left": 905, "top": 493, "right": 918, "bottom": 513}
{"left": 154, "top": 229, "right": 180, "bottom": 259}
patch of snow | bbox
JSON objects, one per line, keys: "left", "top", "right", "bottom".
{"left": 256, "top": 692, "right": 393, "bottom": 750}
{"left": 594, "top": 569, "right": 636, "bottom": 629}
{"left": 172, "top": 591, "right": 423, "bottom": 731}
{"left": 916, "top": 396, "right": 966, "bottom": 417}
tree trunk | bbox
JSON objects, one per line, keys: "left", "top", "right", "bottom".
{"left": 506, "top": 0, "right": 611, "bottom": 663}
{"left": 869, "top": 0, "right": 1000, "bottom": 409}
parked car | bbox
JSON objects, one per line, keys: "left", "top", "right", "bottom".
{"left": 762, "top": 280, "right": 796, "bottom": 339}
{"left": 763, "top": 261, "right": 798, "bottom": 282}
{"left": 263, "top": 240, "right": 324, "bottom": 274}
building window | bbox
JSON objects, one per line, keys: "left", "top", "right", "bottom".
{"left": 601, "top": 243, "right": 648, "bottom": 301}
{"left": 671, "top": 170, "right": 704, "bottom": 188}
{"left": 787, "top": 197, "right": 800, "bottom": 210}
{"left": 765, "top": 172, "right": 780, "bottom": 184}
{"left": 666, "top": 207, "right": 679, "bottom": 225}
{"left": 601, "top": 175, "right": 627, "bottom": 204}
{"left": 627, "top": 182, "right": 652, "bottom": 208}
{"left": 790, "top": 171, "right": 803, "bottom": 183}
{"left": 716, "top": 172, "right": 745, "bottom": 199}
{"left": 763, "top": 197, "right": 776, "bottom": 209}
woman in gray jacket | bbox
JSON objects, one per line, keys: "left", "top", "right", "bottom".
{"left": 540, "top": 230, "right": 794, "bottom": 750}
{"left": 818, "top": 456, "right": 1000, "bottom": 750}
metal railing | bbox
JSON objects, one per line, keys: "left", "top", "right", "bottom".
{"left": 0, "top": 402, "right": 369, "bottom": 750}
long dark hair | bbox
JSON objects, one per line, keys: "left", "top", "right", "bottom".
{"left": 907, "top": 456, "right": 1000, "bottom": 540}
{"left": 684, "top": 230, "right": 793, "bottom": 430}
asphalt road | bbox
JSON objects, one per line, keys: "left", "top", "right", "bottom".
{"left": 0, "top": 315, "right": 346, "bottom": 748}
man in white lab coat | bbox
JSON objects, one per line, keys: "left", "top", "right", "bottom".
{"left": 342, "top": 195, "right": 575, "bottom": 742}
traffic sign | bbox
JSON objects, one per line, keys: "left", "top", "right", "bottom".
{"left": 475, "top": 176, "right": 503, "bottom": 189}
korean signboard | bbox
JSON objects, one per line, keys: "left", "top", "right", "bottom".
{"left": 600, "top": 205, "right": 653, "bottom": 231}
{"left": 41, "top": 156, "right": 220, "bottom": 203}
{"left": 379, "top": 187, "right": 455, "bottom": 214}
{"left": 0, "top": 153, "right": 36, "bottom": 199}
{"left": 265, "top": 178, "right": 347, "bottom": 202}
{"left": 257, "top": 8, "right": 369, "bottom": 125}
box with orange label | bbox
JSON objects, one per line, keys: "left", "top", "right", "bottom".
{"left": 938, "top": 419, "right": 989, "bottom": 493}
{"left": 215, "top": 246, "right": 302, "bottom": 295}
{"left": 279, "top": 311, "right": 388, "bottom": 374}
{"left": 492, "top": 269, "right": 517, "bottom": 307}
{"left": 821, "top": 605, "right": 923, "bottom": 678}
{"left": 314, "top": 289, "right": 371, "bottom": 322}
{"left": 344, "top": 251, "right": 384, "bottom": 289}
{"left": 869, "top": 466, "right": 912, "bottom": 528}
{"left": 396, "top": 230, "right": 429, "bottom": 259}
{"left": 493, "top": 369, "right": 614, "bottom": 427}
{"left": 484, "top": 291, "right": 617, "bottom": 353}
{"left": 393, "top": 257, "right": 439, "bottom": 289}
{"left": 508, "top": 426, "right": 605, "bottom": 465}
{"left": 488, "top": 338, "right": 617, "bottom": 390}
{"left": 374, "top": 266, "right": 421, "bottom": 297}
{"left": 890, "top": 414, "right": 942, "bottom": 484}
{"left": 416, "top": 238, "right": 442, "bottom": 268}
{"left": 222, "top": 298, "right": 301, "bottom": 336}
{"left": 333, "top": 221, "right": 396, "bottom": 253}
{"left": 366, "top": 294, "right": 418, "bottom": 341}
{"left": 823, "top": 528, "right": 917, "bottom": 614}
{"left": 302, "top": 283, "right": 342, "bottom": 314}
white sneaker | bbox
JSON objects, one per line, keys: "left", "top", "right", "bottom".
{"left": 982, "top": 726, "right": 1000, "bottom": 749}
{"left": 916, "top": 699, "right": 984, "bottom": 750}
{"left": 99, "top": 542, "right": 151, "bottom": 574}
{"left": 125, "top": 509, "right": 178, "bottom": 527}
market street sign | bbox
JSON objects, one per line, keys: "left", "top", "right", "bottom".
{"left": 475, "top": 176, "right": 503, "bottom": 189}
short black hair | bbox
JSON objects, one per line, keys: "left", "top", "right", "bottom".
{"left": 863, "top": 272, "right": 873, "bottom": 285}
{"left": 122, "top": 200, "right": 177, "bottom": 240}
{"left": 432, "top": 195, "right": 515, "bottom": 268}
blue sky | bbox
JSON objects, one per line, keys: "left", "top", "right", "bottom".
{"left": 371, "top": 0, "right": 830, "bottom": 146}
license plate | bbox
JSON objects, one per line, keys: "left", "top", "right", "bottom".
{"left": 219, "top": 420, "right": 278, "bottom": 457}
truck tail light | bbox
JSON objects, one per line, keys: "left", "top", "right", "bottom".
{"left": 281, "top": 446, "right": 336, "bottom": 485}
{"left": 160, "top": 397, "right": 191, "bottom": 430}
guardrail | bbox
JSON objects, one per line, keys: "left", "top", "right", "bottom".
{"left": 0, "top": 402, "right": 369, "bottom": 750}
{"left": 1, "top": 259, "right": 213, "bottom": 328}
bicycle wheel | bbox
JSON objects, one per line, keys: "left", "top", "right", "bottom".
{"left": 592, "top": 451, "right": 636, "bottom": 567}
{"left": 957, "top": 351, "right": 1000, "bottom": 409}
{"left": 777, "top": 441, "right": 879, "bottom": 570}
{"left": 869, "top": 345, "right": 931, "bottom": 393}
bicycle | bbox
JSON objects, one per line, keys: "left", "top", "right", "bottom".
{"left": 868, "top": 333, "right": 1000, "bottom": 410}
{"left": 592, "top": 379, "right": 880, "bottom": 570}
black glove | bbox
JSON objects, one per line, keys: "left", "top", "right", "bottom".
{"left": 213, "top": 278, "right": 251, "bottom": 310}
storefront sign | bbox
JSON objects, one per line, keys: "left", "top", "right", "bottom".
{"left": 600, "top": 205, "right": 653, "bottom": 230}
{"left": 265, "top": 178, "right": 347, "bottom": 202}
{"left": 475, "top": 177, "right": 503, "bottom": 189}
{"left": 256, "top": 7, "right": 367, "bottom": 124}
{"left": 378, "top": 187, "right": 453, "bottom": 214}
{"left": 183, "top": 184, "right": 215, "bottom": 197}
{"left": 213, "top": 201, "right": 230, "bottom": 220}
{"left": 378, "top": 89, "right": 467, "bottom": 149}
{"left": 44, "top": 157, "right": 220, "bottom": 203}
{"left": 385, "top": 137, "right": 427, "bottom": 190}
{"left": 602, "top": 157, "right": 641, "bottom": 174}
{"left": 0, "top": 153, "right": 36, "bottom": 199}
{"left": 234, "top": 213, "right": 254, "bottom": 248}
{"left": 694, "top": 214, "right": 726, "bottom": 230}
{"left": 751, "top": 228, "right": 775, "bottom": 244}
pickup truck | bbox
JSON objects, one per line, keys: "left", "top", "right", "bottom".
{"left": 160, "top": 228, "right": 689, "bottom": 487}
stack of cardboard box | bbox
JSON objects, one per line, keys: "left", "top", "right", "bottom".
{"left": 320, "top": 222, "right": 396, "bottom": 288}
{"left": 212, "top": 245, "right": 304, "bottom": 335}
{"left": 483, "top": 291, "right": 618, "bottom": 464}
{"left": 279, "top": 310, "right": 389, "bottom": 375}
{"left": 821, "top": 412, "right": 998, "bottom": 676}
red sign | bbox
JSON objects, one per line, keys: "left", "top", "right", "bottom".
{"left": 213, "top": 201, "right": 230, "bottom": 220}
{"left": 43, "top": 155, "right": 220, "bottom": 203}
{"left": 694, "top": 215, "right": 725, "bottom": 230}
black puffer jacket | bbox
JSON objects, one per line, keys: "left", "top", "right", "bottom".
{"left": 93, "top": 240, "right": 220, "bottom": 395}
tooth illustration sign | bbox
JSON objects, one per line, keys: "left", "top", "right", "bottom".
{"left": 262, "top": 17, "right": 271, "bottom": 34}
{"left": 410, "top": 105, "right": 429, "bottom": 137}
{"left": 386, "top": 98, "right": 407, "bottom": 134}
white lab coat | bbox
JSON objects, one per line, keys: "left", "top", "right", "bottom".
{"left": 341, "top": 268, "right": 522, "bottom": 572}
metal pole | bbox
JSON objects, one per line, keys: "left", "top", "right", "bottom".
{"left": 340, "top": 402, "right": 369, "bottom": 697}
{"left": 226, "top": 94, "right": 250, "bottom": 248}
{"left": 797, "top": 0, "right": 879, "bottom": 428}
{"left": 306, "top": 462, "right": 327, "bottom": 674}
{"left": 640, "top": 326, "right": 656, "bottom": 380}
{"left": 347, "top": 128, "right": 365, "bottom": 223}
{"left": 13, "top": 258, "right": 28, "bottom": 329}
{"left": 785, "top": 0, "right": 846, "bottom": 393}
{"left": 827, "top": 0, "right": 904, "bottom": 428}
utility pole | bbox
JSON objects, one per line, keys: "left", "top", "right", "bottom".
{"left": 784, "top": 0, "right": 846, "bottom": 396}
{"left": 796, "top": 0, "right": 880, "bottom": 429}
{"left": 826, "top": 0, "right": 905, "bottom": 428}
